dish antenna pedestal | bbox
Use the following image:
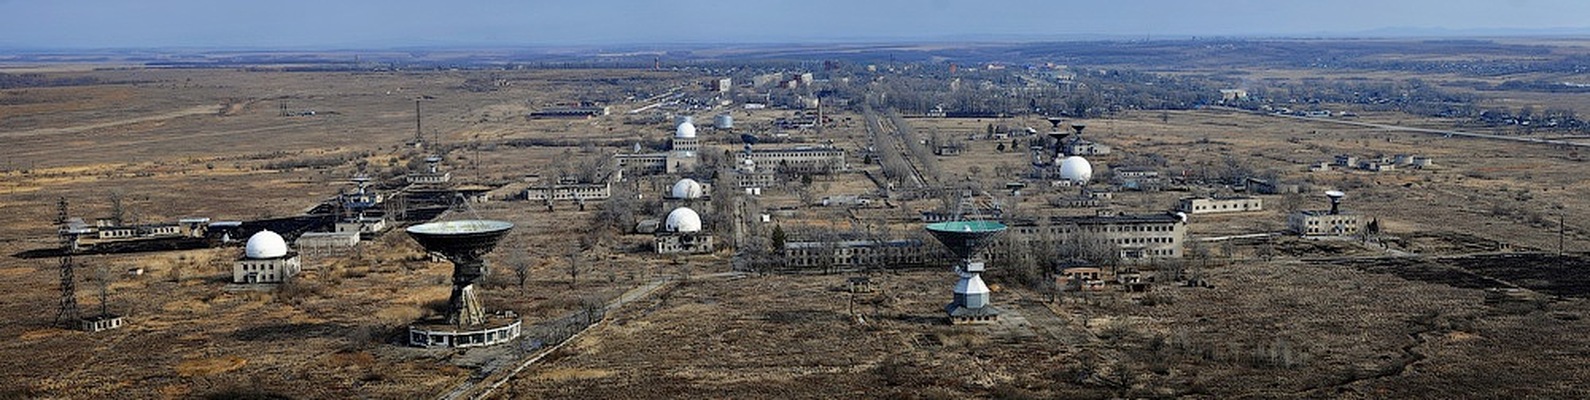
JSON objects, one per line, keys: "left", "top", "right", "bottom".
{"left": 405, "top": 220, "right": 524, "bottom": 347}
{"left": 926, "top": 220, "right": 1008, "bottom": 325}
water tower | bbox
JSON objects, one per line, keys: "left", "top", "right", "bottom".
{"left": 925, "top": 220, "right": 1008, "bottom": 325}
{"left": 405, "top": 220, "right": 521, "bottom": 347}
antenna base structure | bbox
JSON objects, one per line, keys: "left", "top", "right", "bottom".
{"left": 925, "top": 220, "right": 1007, "bottom": 325}
{"left": 405, "top": 220, "right": 522, "bottom": 348}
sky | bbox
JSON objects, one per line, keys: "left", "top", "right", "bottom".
{"left": 2, "top": 0, "right": 1589, "bottom": 49}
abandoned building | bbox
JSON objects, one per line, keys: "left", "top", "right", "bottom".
{"left": 744, "top": 145, "right": 847, "bottom": 174}
{"left": 1287, "top": 191, "right": 1362, "bottom": 237}
{"left": 655, "top": 207, "right": 714, "bottom": 254}
{"left": 1005, "top": 211, "right": 1187, "bottom": 262}
{"left": 1178, "top": 196, "right": 1263, "bottom": 214}
{"left": 525, "top": 179, "right": 613, "bottom": 202}
{"left": 780, "top": 239, "right": 928, "bottom": 269}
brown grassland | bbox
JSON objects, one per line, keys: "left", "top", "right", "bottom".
{"left": 1, "top": 62, "right": 1588, "bottom": 399}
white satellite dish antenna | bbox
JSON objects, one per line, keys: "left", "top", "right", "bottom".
{"left": 1324, "top": 190, "right": 1346, "bottom": 215}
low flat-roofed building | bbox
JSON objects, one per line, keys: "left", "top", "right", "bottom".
{"left": 295, "top": 231, "right": 361, "bottom": 257}
{"left": 1178, "top": 196, "right": 1263, "bottom": 214}
{"left": 525, "top": 181, "right": 612, "bottom": 202}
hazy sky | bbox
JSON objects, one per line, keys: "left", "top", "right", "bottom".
{"left": 3, "top": 0, "right": 1588, "bottom": 49}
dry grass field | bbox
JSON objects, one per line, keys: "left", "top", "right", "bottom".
{"left": 2, "top": 60, "right": 1588, "bottom": 398}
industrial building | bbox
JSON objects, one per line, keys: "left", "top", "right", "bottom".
{"left": 233, "top": 230, "right": 301, "bottom": 284}
{"left": 1178, "top": 196, "right": 1263, "bottom": 214}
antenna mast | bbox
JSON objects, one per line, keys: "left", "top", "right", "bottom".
{"left": 55, "top": 197, "right": 80, "bottom": 327}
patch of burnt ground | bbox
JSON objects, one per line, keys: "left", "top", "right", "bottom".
{"left": 1317, "top": 257, "right": 1506, "bottom": 290}
{"left": 1443, "top": 253, "right": 1590, "bottom": 298}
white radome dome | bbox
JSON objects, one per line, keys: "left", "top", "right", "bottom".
{"left": 664, "top": 207, "right": 703, "bottom": 233}
{"left": 245, "top": 230, "right": 289, "bottom": 259}
{"left": 670, "top": 178, "right": 704, "bottom": 199}
{"left": 1059, "top": 156, "right": 1093, "bottom": 184}
{"left": 675, "top": 121, "right": 697, "bottom": 139}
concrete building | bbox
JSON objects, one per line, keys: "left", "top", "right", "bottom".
{"left": 1113, "top": 166, "right": 1161, "bottom": 190}
{"left": 334, "top": 215, "right": 387, "bottom": 237}
{"left": 745, "top": 146, "right": 846, "bottom": 174}
{"left": 407, "top": 156, "right": 451, "bottom": 184}
{"left": 1288, "top": 192, "right": 1362, "bottom": 237}
{"left": 525, "top": 180, "right": 612, "bottom": 202}
{"left": 1178, "top": 196, "right": 1263, "bottom": 214}
{"left": 713, "top": 78, "right": 733, "bottom": 92}
{"left": 732, "top": 157, "right": 777, "bottom": 189}
{"left": 233, "top": 230, "right": 301, "bottom": 284}
{"left": 782, "top": 239, "right": 929, "bottom": 270}
{"left": 1005, "top": 212, "right": 1186, "bottom": 262}
{"left": 1065, "top": 139, "right": 1112, "bottom": 156}
{"left": 295, "top": 231, "right": 361, "bottom": 257}
{"left": 1288, "top": 210, "right": 1361, "bottom": 236}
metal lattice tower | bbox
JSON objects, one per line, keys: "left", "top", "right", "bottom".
{"left": 55, "top": 197, "right": 80, "bottom": 327}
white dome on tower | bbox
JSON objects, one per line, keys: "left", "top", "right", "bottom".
{"left": 664, "top": 207, "right": 703, "bottom": 233}
{"left": 670, "top": 178, "right": 704, "bottom": 199}
{"left": 1059, "top": 156, "right": 1093, "bottom": 184}
{"left": 675, "top": 121, "right": 697, "bottom": 139}
{"left": 244, "top": 230, "right": 289, "bottom": 259}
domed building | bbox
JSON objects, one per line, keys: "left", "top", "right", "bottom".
{"left": 656, "top": 206, "right": 714, "bottom": 254}
{"left": 233, "top": 230, "right": 301, "bottom": 284}
{"left": 663, "top": 207, "right": 702, "bottom": 233}
{"left": 1058, "top": 156, "right": 1093, "bottom": 185}
{"left": 668, "top": 178, "right": 706, "bottom": 200}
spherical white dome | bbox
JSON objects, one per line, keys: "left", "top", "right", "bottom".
{"left": 675, "top": 121, "right": 697, "bottom": 139}
{"left": 670, "top": 178, "right": 704, "bottom": 199}
{"left": 664, "top": 207, "right": 702, "bottom": 233}
{"left": 1059, "top": 156, "right": 1093, "bottom": 184}
{"left": 245, "top": 230, "right": 289, "bottom": 259}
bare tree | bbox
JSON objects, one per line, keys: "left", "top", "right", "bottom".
{"left": 509, "top": 247, "right": 532, "bottom": 293}
{"left": 107, "top": 190, "right": 126, "bottom": 226}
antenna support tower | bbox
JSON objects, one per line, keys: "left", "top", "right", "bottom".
{"left": 55, "top": 198, "right": 80, "bottom": 327}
